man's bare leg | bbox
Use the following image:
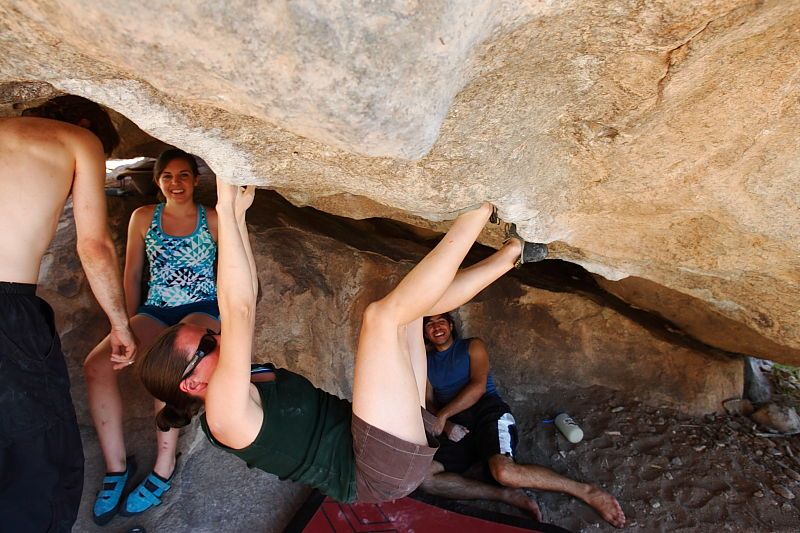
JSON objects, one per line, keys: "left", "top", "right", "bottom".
{"left": 488, "top": 455, "right": 626, "bottom": 528}
{"left": 420, "top": 461, "right": 542, "bottom": 521}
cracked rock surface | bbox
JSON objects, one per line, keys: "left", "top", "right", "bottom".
{"left": 1, "top": 4, "right": 798, "bottom": 355}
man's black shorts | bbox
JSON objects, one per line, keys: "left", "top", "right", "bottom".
{"left": 0, "top": 282, "right": 83, "bottom": 532}
{"left": 434, "top": 393, "right": 518, "bottom": 473}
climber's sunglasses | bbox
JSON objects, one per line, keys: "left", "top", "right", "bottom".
{"left": 181, "top": 329, "right": 218, "bottom": 379}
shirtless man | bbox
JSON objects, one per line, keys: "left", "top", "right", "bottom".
{"left": 0, "top": 95, "right": 136, "bottom": 532}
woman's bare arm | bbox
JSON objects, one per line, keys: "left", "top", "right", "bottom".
{"left": 205, "top": 181, "right": 261, "bottom": 447}
{"left": 234, "top": 188, "right": 258, "bottom": 297}
{"left": 122, "top": 207, "right": 150, "bottom": 317}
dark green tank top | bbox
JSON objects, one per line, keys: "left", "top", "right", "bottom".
{"left": 199, "top": 365, "right": 357, "bottom": 502}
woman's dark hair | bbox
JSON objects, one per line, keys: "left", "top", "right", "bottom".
{"left": 153, "top": 148, "right": 199, "bottom": 180}
{"left": 152, "top": 148, "right": 200, "bottom": 202}
{"left": 137, "top": 324, "right": 203, "bottom": 431}
{"left": 22, "top": 95, "right": 120, "bottom": 155}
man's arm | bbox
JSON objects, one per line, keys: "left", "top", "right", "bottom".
{"left": 425, "top": 379, "right": 469, "bottom": 441}
{"left": 71, "top": 130, "right": 135, "bottom": 359}
{"left": 425, "top": 379, "right": 436, "bottom": 412}
{"left": 432, "top": 338, "right": 491, "bottom": 434}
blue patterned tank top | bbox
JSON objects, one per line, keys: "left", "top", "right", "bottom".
{"left": 143, "top": 203, "right": 217, "bottom": 307}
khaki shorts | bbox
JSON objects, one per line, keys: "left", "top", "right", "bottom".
{"left": 352, "top": 409, "right": 439, "bottom": 503}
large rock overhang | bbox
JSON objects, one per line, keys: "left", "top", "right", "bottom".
{"left": 1, "top": 0, "right": 798, "bottom": 365}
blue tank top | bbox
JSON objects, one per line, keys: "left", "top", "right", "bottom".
{"left": 143, "top": 203, "right": 217, "bottom": 307}
{"left": 427, "top": 338, "right": 499, "bottom": 406}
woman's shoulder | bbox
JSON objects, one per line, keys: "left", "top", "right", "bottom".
{"left": 131, "top": 203, "right": 159, "bottom": 217}
{"left": 129, "top": 204, "right": 159, "bottom": 226}
{"left": 202, "top": 204, "right": 218, "bottom": 236}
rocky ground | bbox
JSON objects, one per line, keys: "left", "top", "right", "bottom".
{"left": 499, "top": 379, "right": 800, "bottom": 532}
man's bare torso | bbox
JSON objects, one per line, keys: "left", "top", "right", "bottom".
{"left": 0, "top": 117, "right": 95, "bottom": 283}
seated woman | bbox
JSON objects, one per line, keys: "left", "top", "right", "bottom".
{"left": 83, "top": 149, "right": 219, "bottom": 524}
{"left": 138, "top": 180, "right": 540, "bottom": 504}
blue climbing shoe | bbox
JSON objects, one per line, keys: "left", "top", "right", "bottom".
{"left": 92, "top": 456, "right": 137, "bottom": 526}
{"left": 120, "top": 471, "right": 173, "bottom": 516}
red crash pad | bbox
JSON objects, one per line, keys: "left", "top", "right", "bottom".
{"left": 296, "top": 495, "right": 562, "bottom": 533}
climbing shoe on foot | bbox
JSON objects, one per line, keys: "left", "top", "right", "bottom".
{"left": 505, "top": 223, "right": 548, "bottom": 268}
{"left": 120, "top": 470, "right": 173, "bottom": 516}
{"left": 93, "top": 456, "right": 137, "bottom": 525}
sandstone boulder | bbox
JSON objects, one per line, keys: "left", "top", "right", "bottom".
{"left": 2, "top": 0, "right": 797, "bottom": 365}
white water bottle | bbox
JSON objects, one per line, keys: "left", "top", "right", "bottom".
{"left": 555, "top": 413, "right": 584, "bottom": 443}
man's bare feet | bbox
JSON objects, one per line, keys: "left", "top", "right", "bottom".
{"left": 501, "top": 487, "right": 542, "bottom": 522}
{"left": 581, "top": 484, "right": 626, "bottom": 528}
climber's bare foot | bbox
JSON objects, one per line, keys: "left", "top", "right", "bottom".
{"left": 580, "top": 484, "right": 626, "bottom": 528}
{"left": 502, "top": 488, "right": 542, "bottom": 521}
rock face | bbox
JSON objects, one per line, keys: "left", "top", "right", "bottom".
{"left": 2, "top": 1, "right": 797, "bottom": 365}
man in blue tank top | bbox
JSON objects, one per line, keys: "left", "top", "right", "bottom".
{"left": 420, "top": 312, "right": 626, "bottom": 529}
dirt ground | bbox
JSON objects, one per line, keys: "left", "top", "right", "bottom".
{"left": 456, "top": 379, "right": 800, "bottom": 532}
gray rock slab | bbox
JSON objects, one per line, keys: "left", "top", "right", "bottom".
{"left": 745, "top": 357, "right": 773, "bottom": 404}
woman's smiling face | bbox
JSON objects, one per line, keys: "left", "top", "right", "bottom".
{"left": 157, "top": 158, "right": 198, "bottom": 202}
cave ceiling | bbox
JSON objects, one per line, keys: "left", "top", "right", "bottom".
{"left": 1, "top": 0, "right": 798, "bottom": 364}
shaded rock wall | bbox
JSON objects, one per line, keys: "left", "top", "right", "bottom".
{"left": 595, "top": 275, "right": 800, "bottom": 364}
{"left": 45, "top": 190, "right": 741, "bottom": 426}
{"left": 2, "top": 0, "right": 797, "bottom": 366}
{"left": 251, "top": 225, "right": 744, "bottom": 414}
{"left": 460, "top": 286, "right": 742, "bottom": 413}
